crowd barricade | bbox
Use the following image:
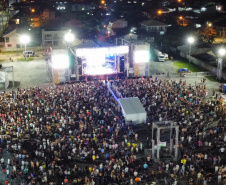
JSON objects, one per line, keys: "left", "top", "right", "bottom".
{"left": 107, "top": 82, "right": 119, "bottom": 103}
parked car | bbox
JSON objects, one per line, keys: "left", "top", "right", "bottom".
{"left": 23, "top": 51, "right": 35, "bottom": 57}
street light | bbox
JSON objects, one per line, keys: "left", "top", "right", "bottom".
{"left": 217, "top": 48, "right": 225, "bottom": 80}
{"left": 20, "top": 35, "right": 30, "bottom": 60}
{"left": 179, "top": 16, "right": 184, "bottom": 26}
{"left": 64, "top": 32, "right": 74, "bottom": 45}
{"left": 187, "top": 37, "right": 194, "bottom": 63}
{"left": 157, "top": 10, "right": 162, "bottom": 15}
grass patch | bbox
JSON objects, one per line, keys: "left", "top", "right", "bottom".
{"left": 173, "top": 60, "right": 206, "bottom": 72}
{"left": 0, "top": 51, "right": 20, "bottom": 55}
{"left": 205, "top": 76, "right": 217, "bottom": 82}
{"left": 18, "top": 57, "right": 34, "bottom": 61}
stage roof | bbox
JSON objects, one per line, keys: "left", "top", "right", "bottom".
{"left": 73, "top": 40, "right": 116, "bottom": 49}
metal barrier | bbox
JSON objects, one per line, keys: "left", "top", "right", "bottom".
{"left": 112, "top": 84, "right": 123, "bottom": 98}
{"left": 106, "top": 82, "right": 119, "bottom": 103}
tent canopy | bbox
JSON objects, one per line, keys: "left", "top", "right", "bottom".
{"left": 178, "top": 68, "right": 188, "bottom": 73}
{"left": 119, "top": 97, "right": 147, "bottom": 124}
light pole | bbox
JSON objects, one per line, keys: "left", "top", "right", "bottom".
{"left": 64, "top": 31, "right": 79, "bottom": 81}
{"left": 217, "top": 48, "right": 225, "bottom": 81}
{"left": 20, "top": 35, "right": 30, "bottom": 61}
{"left": 187, "top": 37, "right": 194, "bottom": 63}
{"left": 64, "top": 31, "right": 74, "bottom": 47}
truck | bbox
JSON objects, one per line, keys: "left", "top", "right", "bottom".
{"left": 154, "top": 49, "right": 168, "bottom": 62}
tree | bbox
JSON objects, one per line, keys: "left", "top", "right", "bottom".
{"left": 197, "top": 25, "right": 216, "bottom": 44}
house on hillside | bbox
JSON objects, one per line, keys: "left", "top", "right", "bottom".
{"left": 141, "top": 20, "right": 167, "bottom": 35}
{"left": 107, "top": 19, "right": 128, "bottom": 36}
{"left": 41, "top": 8, "right": 56, "bottom": 20}
{"left": 29, "top": 16, "right": 40, "bottom": 27}
{"left": 2, "top": 29, "right": 21, "bottom": 49}
{"left": 29, "top": 8, "right": 56, "bottom": 28}
{"left": 215, "top": 18, "right": 226, "bottom": 38}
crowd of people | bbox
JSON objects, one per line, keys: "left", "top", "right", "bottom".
{"left": 0, "top": 77, "right": 225, "bottom": 185}
{"left": 112, "top": 77, "right": 226, "bottom": 185}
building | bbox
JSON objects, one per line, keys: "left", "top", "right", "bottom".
{"left": 2, "top": 29, "right": 21, "bottom": 49}
{"left": 42, "top": 29, "right": 66, "bottom": 48}
{"left": 29, "top": 8, "right": 56, "bottom": 28}
{"left": 41, "top": 8, "right": 56, "bottom": 20}
{"left": 141, "top": 20, "right": 167, "bottom": 35}
{"left": 215, "top": 18, "right": 226, "bottom": 38}
{"left": 29, "top": 16, "right": 40, "bottom": 27}
{"left": 107, "top": 19, "right": 128, "bottom": 36}
{"left": 108, "top": 19, "right": 128, "bottom": 29}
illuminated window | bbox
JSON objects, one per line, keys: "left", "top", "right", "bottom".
{"left": 16, "top": 19, "right": 20, "bottom": 24}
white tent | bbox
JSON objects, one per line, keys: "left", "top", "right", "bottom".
{"left": 119, "top": 97, "right": 147, "bottom": 124}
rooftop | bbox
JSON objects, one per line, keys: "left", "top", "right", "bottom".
{"left": 141, "top": 19, "right": 167, "bottom": 27}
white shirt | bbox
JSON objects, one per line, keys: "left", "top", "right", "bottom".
{"left": 215, "top": 166, "right": 219, "bottom": 172}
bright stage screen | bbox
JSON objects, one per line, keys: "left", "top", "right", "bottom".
{"left": 76, "top": 46, "right": 129, "bottom": 75}
{"left": 134, "top": 50, "right": 149, "bottom": 63}
{"left": 52, "top": 54, "right": 69, "bottom": 69}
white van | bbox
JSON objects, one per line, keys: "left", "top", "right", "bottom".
{"left": 23, "top": 51, "right": 35, "bottom": 57}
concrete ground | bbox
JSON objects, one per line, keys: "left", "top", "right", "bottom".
{"left": 0, "top": 54, "right": 52, "bottom": 91}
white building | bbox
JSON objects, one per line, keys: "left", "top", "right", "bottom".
{"left": 141, "top": 20, "right": 167, "bottom": 35}
{"left": 42, "top": 29, "right": 66, "bottom": 48}
{"left": 2, "top": 29, "right": 21, "bottom": 49}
